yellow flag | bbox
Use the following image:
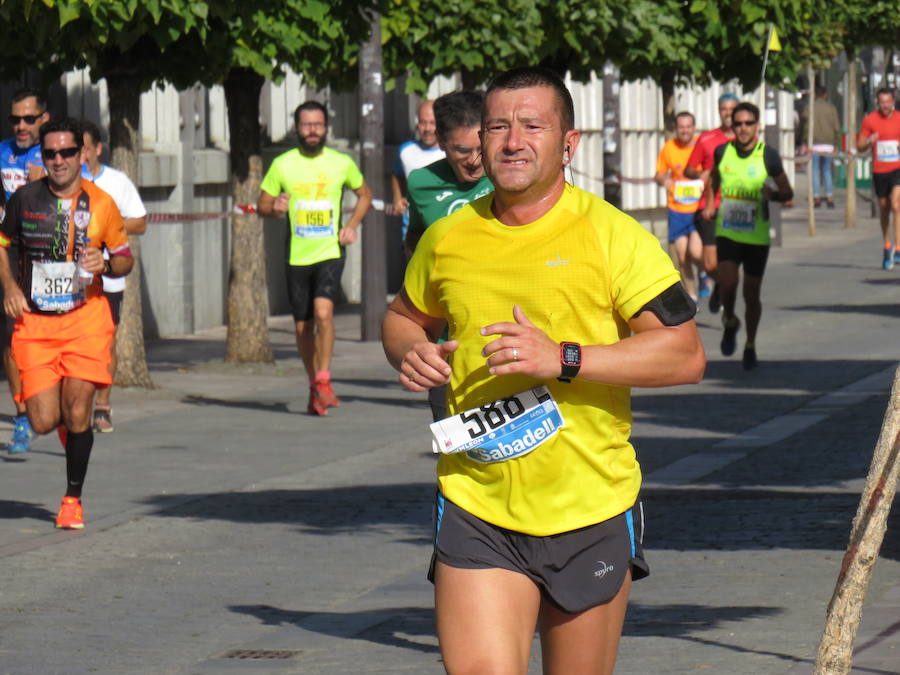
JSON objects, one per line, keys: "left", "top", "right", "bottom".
{"left": 768, "top": 26, "right": 782, "bottom": 52}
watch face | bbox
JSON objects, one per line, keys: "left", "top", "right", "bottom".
{"left": 562, "top": 342, "right": 581, "bottom": 366}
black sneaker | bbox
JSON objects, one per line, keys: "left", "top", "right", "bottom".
{"left": 742, "top": 346, "right": 758, "bottom": 370}
{"left": 721, "top": 317, "right": 740, "bottom": 356}
{"left": 708, "top": 284, "right": 721, "bottom": 314}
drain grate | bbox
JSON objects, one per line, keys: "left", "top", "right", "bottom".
{"left": 221, "top": 649, "right": 304, "bottom": 660}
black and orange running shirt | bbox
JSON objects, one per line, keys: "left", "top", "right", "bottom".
{"left": 0, "top": 178, "right": 130, "bottom": 314}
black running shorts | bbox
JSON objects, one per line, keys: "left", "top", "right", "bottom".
{"left": 716, "top": 236, "right": 770, "bottom": 277}
{"left": 285, "top": 256, "right": 345, "bottom": 321}
{"left": 873, "top": 168, "right": 900, "bottom": 199}
{"left": 695, "top": 211, "right": 717, "bottom": 246}
{"left": 429, "top": 495, "right": 649, "bottom": 614}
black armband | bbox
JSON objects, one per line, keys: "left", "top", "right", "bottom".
{"left": 633, "top": 282, "right": 696, "bottom": 326}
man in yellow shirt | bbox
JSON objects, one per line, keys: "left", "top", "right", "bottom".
{"left": 383, "top": 67, "right": 705, "bottom": 674}
{"left": 655, "top": 111, "right": 706, "bottom": 302}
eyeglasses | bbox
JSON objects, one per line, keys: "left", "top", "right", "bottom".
{"left": 732, "top": 120, "right": 758, "bottom": 128}
{"left": 298, "top": 122, "right": 326, "bottom": 129}
{"left": 9, "top": 114, "right": 43, "bottom": 125}
{"left": 41, "top": 147, "right": 80, "bottom": 161}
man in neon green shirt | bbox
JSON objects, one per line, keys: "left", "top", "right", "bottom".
{"left": 258, "top": 101, "right": 372, "bottom": 415}
{"left": 702, "top": 101, "right": 792, "bottom": 370}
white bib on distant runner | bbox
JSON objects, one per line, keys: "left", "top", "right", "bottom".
{"left": 430, "top": 385, "right": 564, "bottom": 463}
{"left": 876, "top": 140, "right": 900, "bottom": 163}
{"left": 31, "top": 261, "right": 86, "bottom": 312}
{"left": 293, "top": 199, "right": 334, "bottom": 239}
{"left": 720, "top": 198, "right": 757, "bottom": 233}
{"left": 673, "top": 179, "right": 704, "bottom": 206}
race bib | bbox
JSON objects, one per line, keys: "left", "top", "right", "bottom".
{"left": 721, "top": 198, "right": 757, "bottom": 233}
{"left": 1, "top": 167, "right": 26, "bottom": 195}
{"left": 430, "top": 386, "right": 564, "bottom": 463}
{"left": 293, "top": 200, "right": 334, "bottom": 238}
{"left": 31, "top": 261, "right": 86, "bottom": 313}
{"left": 876, "top": 140, "right": 900, "bottom": 163}
{"left": 673, "top": 179, "right": 704, "bottom": 205}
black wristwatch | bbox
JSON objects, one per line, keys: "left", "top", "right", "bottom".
{"left": 558, "top": 342, "right": 582, "bottom": 383}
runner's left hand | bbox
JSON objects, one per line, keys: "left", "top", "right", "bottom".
{"left": 339, "top": 226, "right": 359, "bottom": 245}
{"left": 480, "top": 305, "right": 561, "bottom": 379}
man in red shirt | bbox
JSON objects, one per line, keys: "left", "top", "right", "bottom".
{"left": 858, "top": 87, "right": 900, "bottom": 270}
{"left": 685, "top": 93, "right": 738, "bottom": 312}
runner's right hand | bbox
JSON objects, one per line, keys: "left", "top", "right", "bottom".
{"left": 399, "top": 340, "right": 458, "bottom": 392}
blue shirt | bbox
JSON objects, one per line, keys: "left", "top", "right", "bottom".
{"left": 0, "top": 137, "right": 43, "bottom": 202}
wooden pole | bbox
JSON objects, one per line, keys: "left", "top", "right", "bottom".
{"left": 807, "top": 64, "right": 817, "bottom": 237}
{"left": 845, "top": 51, "right": 857, "bottom": 229}
{"left": 814, "top": 365, "right": 900, "bottom": 673}
{"left": 359, "top": 10, "right": 386, "bottom": 342}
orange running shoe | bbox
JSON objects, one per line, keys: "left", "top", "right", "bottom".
{"left": 315, "top": 378, "right": 340, "bottom": 408}
{"left": 55, "top": 496, "right": 84, "bottom": 530}
{"left": 307, "top": 386, "right": 328, "bottom": 416}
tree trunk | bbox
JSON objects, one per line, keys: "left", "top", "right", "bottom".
{"left": 661, "top": 71, "right": 676, "bottom": 140}
{"left": 845, "top": 51, "right": 857, "bottom": 230}
{"left": 807, "top": 63, "right": 816, "bottom": 237}
{"left": 814, "top": 366, "right": 900, "bottom": 673}
{"left": 223, "top": 67, "right": 273, "bottom": 363}
{"left": 106, "top": 73, "right": 154, "bottom": 388}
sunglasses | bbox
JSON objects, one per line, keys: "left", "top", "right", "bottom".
{"left": 732, "top": 120, "right": 758, "bottom": 128}
{"left": 41, "top": 147, "right": 80, "bottom": 161}
{"left": 9, "top": 114, "right": 43, "bottom": 125}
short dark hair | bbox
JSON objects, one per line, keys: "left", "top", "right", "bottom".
{"left": 675, "top": 111, "right": 695, "bottom": 125}
{"left": 11, "top": 87, "right": 47, "bottom": 112}
{"left": 733, "top": 102, "right": 760, "bottom": 122}
{"left": 484, "top": 67, "right": 575, "bottom": 131}
{"left": 39, "top": 117, "right": 83, "bottom": 148}
{"left": 294, "top": 100, "right": 328, "bottom": 128}
{"left": 433, "top": 91, "right": 483, "bottom": 141}
{"left": 876, "top": 87, "right": 896, "bottom": 100}
{"left": 79, "top": 119, "right": 103, "bottom": 145}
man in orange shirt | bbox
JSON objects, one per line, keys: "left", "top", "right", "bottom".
{"left": 0, "top": 118, "right": 133, "bottom": 529}
{"left": 858, "top": 87, "right": 900, "bottom": 270}
{"left": 655, "top": 111, "right": 706, "bottom": 302}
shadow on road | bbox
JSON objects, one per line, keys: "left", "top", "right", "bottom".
{"left": 0, "top": 499, "right": 55, "bottom": 521}
{"left": 141, "top": 483, "right": 435, "bottom": 539}
{"left": 229, "top": 603, "right": 440, "bottom": 655}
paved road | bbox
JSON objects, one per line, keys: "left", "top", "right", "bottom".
{"left": 1, "top": 183, "right": 899, "bottom": 674}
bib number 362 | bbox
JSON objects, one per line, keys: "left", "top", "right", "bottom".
{"left": 430, "top": 385, "right": 565, "bottom": 463}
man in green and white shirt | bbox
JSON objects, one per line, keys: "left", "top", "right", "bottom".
{"left": 405, "top": 91, "right": 493, "bottom": 255}
{"left": 258, "top": 101, "right": 372, "bottom": 416}
{"left": 404, "top": 91, "right": 493, "bottom": 420}
{"left": 702, "top": 101, "right": 792, "bottom": 371}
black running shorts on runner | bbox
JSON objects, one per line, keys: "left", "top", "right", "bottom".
{"left": 285, "top": 256, "right": 345, "bottom": 322}
{"left": 873, "top": 168, "right": 900, "bottom": 199}
{"left": 103, "top": 290, "right": 124, "bottom": 326}
{"left": 429, "top": 494, "right": 650, "bottom": 614}
{"left": 694, "top": 211, "right": 717, "bottom": 246}
{"left": 716, "top": 236, "right": 770, "bottom": 277}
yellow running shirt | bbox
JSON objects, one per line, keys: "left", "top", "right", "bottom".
{"left": 260, "top": 147, "right": 364, "bottom": 266}
{"left": 404, "top": 184, "right": 681, "bottom": 535}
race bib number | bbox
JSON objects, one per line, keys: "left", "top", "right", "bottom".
{"left": 430, "top": 386, "right": 564, "bottom": 463}
{"left": 673, "top": 179, "right": 704, "bottom": 206}
{"left": 293, "top": 200, "right": 334, "bottom": 238}
{"left": 721, "top": 198, "right": 757, "bottom": 233}
{"left": 876, "top": 140, "right": 900, "bottom": 163}
{"left": 31, "top": 261, "right": 85, "bottom": 312}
